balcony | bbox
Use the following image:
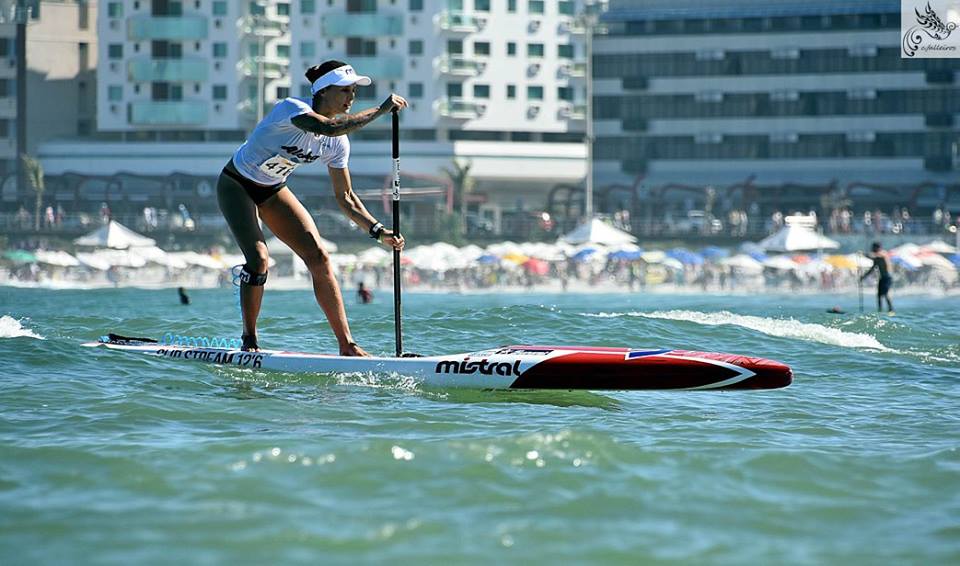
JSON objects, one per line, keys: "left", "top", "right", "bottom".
{"left": 128, "top": 58, "right": 208, "bottom": 82}
{"left": 321, "top": 13, "right": 403, "bottom": 37}
{"left": 560, "top": 60, "right": 587, "bottom": 78}
{"left": 238, "top": 15, "right": 288, "bottom": 37}
{"left": 558, "top": 19, "right": 586, "bottom": 35}
{"left": 128, "top": 15, "right": 208, "bottom": 40}
{"left": 129, "top": 100, "right": 208, "bottom": 126}
{"left": 436, "top": 97, "right": 485, "bottom": 119}
{"left": 559, "top": 102, "right": 586, "bottom": 121}
{"left": 0, "top": 57, "right": 14, "bottom": 78}
{"left": 238, "top": 57, "right": 288, "bottom": 80}
{"left": 436, "top": 11, "right": 486, "bottom": 33}
{"left": 435, "top": 55, "right": 485, "bottom": 77}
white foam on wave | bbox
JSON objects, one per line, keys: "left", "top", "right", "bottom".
{"left": 0, "top": 315, "right": 44, "bottom": 340}
{"left": 589, "top": 310, "right": 891, "bottom": 352}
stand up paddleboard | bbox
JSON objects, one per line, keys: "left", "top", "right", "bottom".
{"left": 82, "top": 335, "right": 792, "bottom": 391}
{"left": 85, "top": 112, "right": 792, "bottom": 392}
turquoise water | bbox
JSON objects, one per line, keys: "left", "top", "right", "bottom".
{"left": 1, "top": 287, "right": 958, "bottom": 565}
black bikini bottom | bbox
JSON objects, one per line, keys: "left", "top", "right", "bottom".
{"left": 221, "top": 161, "right": 284, "bottom": 205}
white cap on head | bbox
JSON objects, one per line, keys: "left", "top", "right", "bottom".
{"left": 310, "top": 64, "right": 372, "bottom": 95}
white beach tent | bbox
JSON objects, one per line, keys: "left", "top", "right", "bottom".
{"left": 559, "top": 218, "right": 636, "bottom": 246}
{"left": 756, "top": 216, "right": 839, "bottom": 252}
{"left": 74, "top": 220, "right": 156, "bottom": 249}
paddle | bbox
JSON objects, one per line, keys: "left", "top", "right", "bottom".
{"left": 391, "top": 109, "right": 403, "bottom": 357}
{"left": 856, "top": 250, "right": 864, "bottom": 313}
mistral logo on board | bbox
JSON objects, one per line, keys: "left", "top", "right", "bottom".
{"left": 901, "top": 1, "right": 960, "bottom": 58}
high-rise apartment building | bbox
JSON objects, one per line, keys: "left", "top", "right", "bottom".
{"left": 97, "top": 0, "right": 291, "bottom": 139}
{"left": 594, "top": 0, "right": 960, "bottom": 216}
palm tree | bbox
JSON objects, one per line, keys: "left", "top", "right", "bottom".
{"left": 442, "top": 159, "right": 474, "bottom": 237}
{"left": 21, "top": 154, "right": 45, "bottom": 231}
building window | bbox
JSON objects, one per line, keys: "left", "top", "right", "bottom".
{"left": 507, "top": 42, "right": 516, "bottom": 56}
{"left": 506, "top": 84, "right": 516, "bottom": 99}
{"left": 447, "top": 83, "right": 463, "bottom": 98}
{"left": 277, "top": 44, "right": 291, "bottom": 58}
{"left": 300, "top": 84, "right": 312, "bottom": 98}
{"left": 409, "top": 82, "right": 423, "bottom": 98}
{"left": 409, "top": 39, "right": 423, "bottom": 55}
{"left": 528, "top": 0, "right": 544, "bottom": 15}
{"left": 346, "top": 37, "right": 376, "bottom": 56}
{"left": 213, "top": 42, "right": 227, "bottom": 58}
{"left": 447, "top": 39, "right": 463, "bottom": 55}
{"left": 108, "top": 2, "right": 124, "bottom": 17}
{"left": 212, "top": 1, "right": 227, "bottom": 15}
{"left": 277, "top": 2, "right": 290, "bottom": 16}
{"left": 507, "top": 0, "right": 516, "bottom": 12}
{"left": 558, "top": 1, "right": 574, "bottom": 15}
{"left": 447, "top": 0, "right": 463, "bottom": 10}
{"left": 249, "top": 1, "right": 266, "bottom": 16}
{"left": 474, "top": 42, "right": 490, "bottom": 56}
{"left": 557, "top": 86, "right": 573, "bottom": 101}
{"left": 276, "top": 86, "right": 290, "bottom": 99}
{"left": 527, "top": 43, "right": 544, "bottom": 57}
{"left": 213, "top": 85, "right": 227, "bottom": 100}
{"left": 108, "top": 44, "right": 123, "bottom": 59}
{"left": 108, "top": 85, "right": 123, "bottom": 101}
{"left": 301, "top": 41, "right": 316, "bottom": 58}
{"left": 475, "top": 0, "right": 490, "bottom": 11}
{"left": 527, "top": 85, "right": 543, "bottom": 100}
{"left": 409, "top": 0, "right": 423, "bottom": 11}
{"left": 473, "top": 84, "right": 490, "bottom": 98}
{"left": 301, "top": 0, "right": 316, "bottom": 14}
{"left": 346, "top": 0, "right": 377, "bottom": 12}
{"left": 558, "top": 44, "right": 574, "bottom": 58}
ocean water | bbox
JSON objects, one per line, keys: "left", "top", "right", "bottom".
{"left": 1, "top": 286, "right": 958, "bottom": 565}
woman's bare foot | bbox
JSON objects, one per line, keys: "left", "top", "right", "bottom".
{"left": 340, "top": 342, "right": 370, "bottom": 357}
{"left": 241, "top": 334, "right": 260, "bottom": 352}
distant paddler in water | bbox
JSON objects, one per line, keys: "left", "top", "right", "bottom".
{"left": 860, "top": 241, "right": 895, "bottom": 314}
{"left": 216, "top": 60, "right": 407, "bottom": 354}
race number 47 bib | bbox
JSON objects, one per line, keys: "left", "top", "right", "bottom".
{"left": 258, "top": 155, "right": 298, "bottom": 180}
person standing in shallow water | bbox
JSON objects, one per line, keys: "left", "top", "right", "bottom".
{"left": 861, "top": 241, "right": 894, "bottom": 313}
{"left": 216, "top": 60, "right": 407, "bottom": 354}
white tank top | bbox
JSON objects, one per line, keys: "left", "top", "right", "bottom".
{"left": 231, "top": 97, "right": 350, "bottom": 186}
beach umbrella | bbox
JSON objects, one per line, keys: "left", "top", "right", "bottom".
{"left": 356, "top": 246, "right": 390, "bottom": 266}
{"left": 501, "top": 252, "right": 530, "bottom": 265}
{"left": 608, "top": 250, "right": 643, "bottom": 261}
{"left": 486, "top": 241, "right": 523, "bottom": 256}
{"left": 667, "top": 248, "right": 704, "bottom": 265}
{"left": 559, "top": 218, "right": 636, "bottom": 246}
{"left": 34, "top": 250, "right": 81, "bottom": 267}
{"left": 74, "top": 220, "right": 156, "bottom": 249}
{"left": 641, "top": 250, "right": 665, "bottom": 263}
{"left": 921, "top": 239, "right": 957, "bottom": 254}
{"left": 700, "top": 246, "right": 729, "bottom": 259}
{"left": 890, "top": 243, "right": 921, "bottom": 256}
{"left": 824, "top": 255, "right": 857, "bottom": 270}
{"left": 476, "top": 253, "right": 499, "bottom": 265}
{"left": 757, "top": 224, "right": 839, "bottom": 252}
{"left": 918, "top": 253, "right": 956, "bottom": 270}
{"left": 167, "top": 251, "right": 226, "bottom": 270}
{"left": 662, "top": 257, "right": 684, "bottom": 270}
{"left": 3, "top": 250, "right": 37, "bottom": 263}
{"left": 74, "top": 252, "right": 111, "bottom": 271}
{"left": 949, "top": 254, "right": 960, "bottom": 268}
{"left": 132, "top": 245, "right": 188, "bottom": 269}
{"left": 892, "top": 255, "right": 921, "bottom": 271}
{"left": 762, "top": 255, "right": 798, "bottom": 270}
{"left": 572, "top": 248, "right": 598, "bottom": 262}
{"left": 719, "top": 254, "right": 763, "bottom": 273}
{"left": 522, "top": 258, "right": 550, "bottom": 276}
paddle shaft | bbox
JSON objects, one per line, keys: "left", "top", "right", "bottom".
{"left": 391, "top": 110, "right": 403, "bottom": 356}
{"left": 856, "top": 251, "right": 864, "bottom": 313}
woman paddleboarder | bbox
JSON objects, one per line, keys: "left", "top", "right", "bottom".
{"left": 217, "top": 60, "right": 407, "bottom": 354}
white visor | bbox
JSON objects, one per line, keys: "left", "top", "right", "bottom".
{"left": 310, "top": 65, "right": 372, "bottom": 95}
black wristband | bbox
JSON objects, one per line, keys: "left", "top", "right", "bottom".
{"left": 369, "top": 222, "right": 385, "bottom": 240}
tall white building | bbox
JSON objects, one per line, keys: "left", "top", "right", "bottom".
{"left": 39, "top": 0, "right": 592, "bottom": 232}
{"left": 96, "top": 0, "right": 291, "bottom": 137}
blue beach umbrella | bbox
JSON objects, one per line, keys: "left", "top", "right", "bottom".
{"left": 891, "top": 256, "right": 918, "bottom": 271}
{"left": 608, "top": 250, "right": 643, "bottom": 261}
{"left": 949, "top": 254, "right": 960, "bottom": 268}
{"left": 700, "top": 246, "right": 730, "bottom": 260}
{"left": 572, "top": 248, "right": 598, "bottom": 262}
{"left": 667, "top": 248, "right": 704, "bottom": 265}
{"left": 476, "top": 253, "right": 499, "bottom": 264}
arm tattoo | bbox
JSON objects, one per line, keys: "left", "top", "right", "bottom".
{"left": 294, "top": 108, "right": 380, "bottom": 137}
